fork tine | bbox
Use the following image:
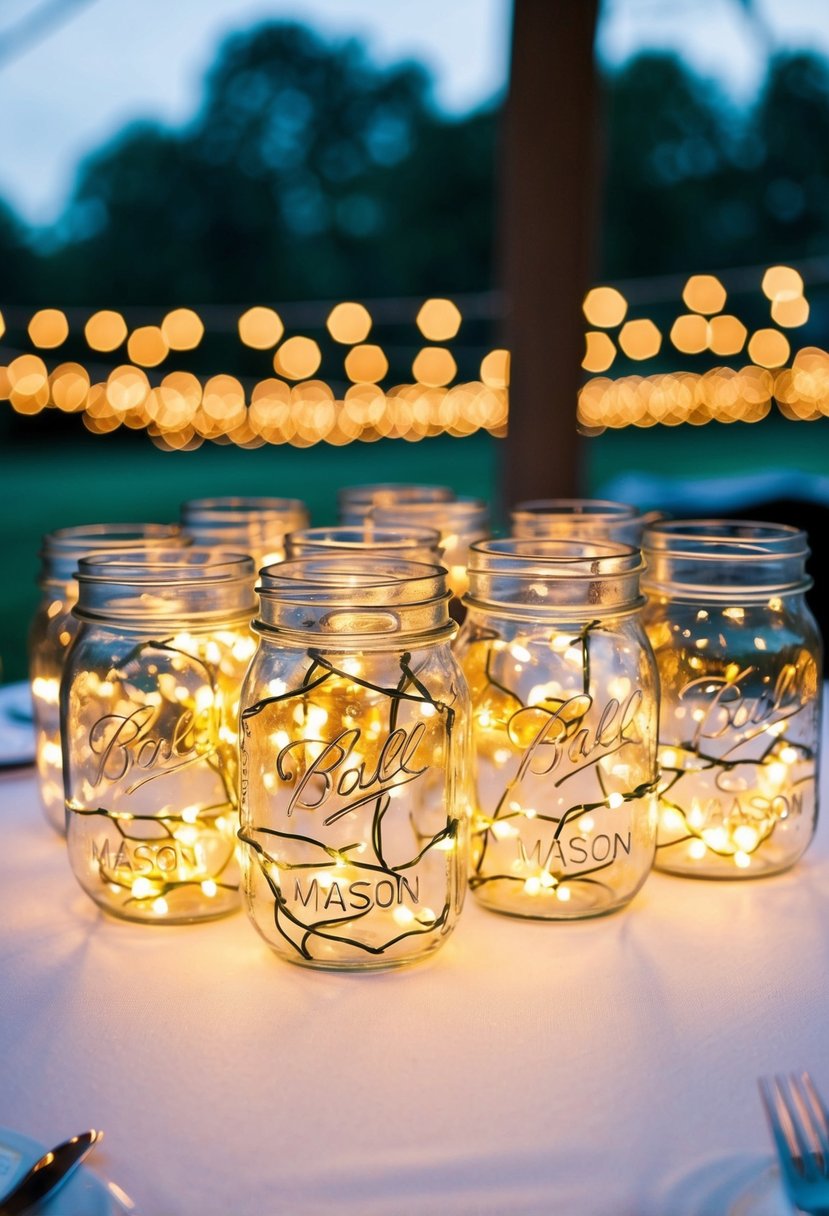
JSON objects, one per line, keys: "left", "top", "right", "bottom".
{"left": 775, "top": 1072, "right": 819, "bottom": 1173}
{"left": 786, "top": 1073, "right": 826, "bottom": 1172}
{"left": 759, "top": 1076, "right": 803, "bottom": 1186}
{"left": 799, "top": 1073, "right": 829, "bottom": 1168}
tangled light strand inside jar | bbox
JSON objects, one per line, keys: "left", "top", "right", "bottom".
{"left": 285, "top": 523, "right": 442, "bottom": 566}
{"left": 181, "top": 496, "right": 309, "bottom": 568}
{"left": 372, "top": 498, "right": 490, "bottom": 605}
{"left": 642, "top": 520, "right": 822, "bottom": 878}
{"left": 29, "top": 522, "right": 188, "bottom": 835}
{"left": 511, "top": 498, "right": 662, "bottom": 546}
{"left": 62, "top": 549, "right": 257, "bottom": 923}
{"left": 338, "top": 483, "right": 455, "bottom": 526}
{"left": 456, "top": 539, "right": 659, "bottom": 919}
{"left": 238, "top": 556, "right": 470, "bottom": 970}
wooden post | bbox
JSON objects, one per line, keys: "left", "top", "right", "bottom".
{"left": 501, "top": 0, "right": 600, "bottom": 509}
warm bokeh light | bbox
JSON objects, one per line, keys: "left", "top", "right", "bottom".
{"left": 619, "top": 318, "right": 662, "bottom": 360}
{"left": 761, "top": 265, "right": 804, "bottom": 302}
{"left": 161, "top": 308, "right": 205, "bottom": 351}
{"left": 583, "top": 286, "right": 628, "bottom": 328}
{"left": 708, "top": 314, "right": 748, "bottom": 356}
{"left": 344, "top": 344, "right": 388, "bottom": 384}
{"left": 238, "top": 307, "right": 284, "bottom": 349}
{"left": 747, "top": 328, "right": 790, "bottom": 368}
{"left": 480, "top": 348, "right": 510, "bottom": 389}
{"left": 0, "top": 309, "right": 5, "bottom": 340}
{"left": 127, "top": 326, "right": 169, "bottom": 368}
{"left": 50, "top": 363, "right": 90, "bottom": 413}
{"left": 412, "top": 347, "right": 457, "bottom": 387}
{"left": 106, "top": 365, "right": 150, "bottom": 414}
{"left": 84, "top": 310, "right": 128, "bottom": 352}
{"left": 582, "top": 331, "right": 616, "bottom": 372}
{"left": 28, "top": 309, "right": 69, "bottom": 349}
{"left": 670, "top": 313, "right": 708, "bottom": 354}
{"left": 326, "top": 302, "right": 372, "bottom": 344}
{"left": 682, "top": 274, "right": 726, "bottom": 315}
{"left": 273, "top": 336, "right": 322, "bottom": 380}
{"left": 771, "top": 296, "right": 810, "bottom": 328}
{"left": 416, "top": 299, "right": 462, "bottom": 341}
{"left": 8, "top": 354, "right": 48, "bottom": 396}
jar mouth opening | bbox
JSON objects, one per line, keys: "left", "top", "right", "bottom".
{"left": 339, "top": 483, "right": 455, "bottom": 508}
{"left": 286, "top": 524, "right": 441, "bottom": 552}
{"left": 512, "top": 498, "right": 638, "bottom": 520}
{"left": 259, "top": 555, "right": 447, "bottom": 604}
{"left": 643, "top": 519, "right": 809, "bottom": 561}
{"left": 44, "top": 523, "right": 183, "bottom": 555}
{"left": 181, "top": 497, "right": 307, "bottom": 525}
{"left": 77, "top": 548, "right": 255, "bottom": 586}
{"left": 373, "top": 497, "right": 488, "bottom": 524}
{"left": 469, "top": 537, "right": 643, "bottom": 577}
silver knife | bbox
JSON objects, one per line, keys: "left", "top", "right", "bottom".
{"left": 0, "top": 1130, "right": 102, "bottom": 1215}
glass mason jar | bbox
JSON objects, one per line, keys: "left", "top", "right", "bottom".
{"left": 29, "top": 522, "right": 187, "bottom": 835}
{"left": 181, "top": 496, "right": 309, "bottom": 568}
{"left": 62, "top": 549, "right": 257, "bottom": 923}
{"left": 238, "top": 556, "right": 470, "bottom": 970}
{"left": 285, "top": 524, "right": 442, "bottom": 565}
{"left": 338, "top": 483, "right": 455, "bottom": 526}
{"left": 511, "top": 498, "right": 661, "bottom": 545}
{"left": 372, "top": 498, "right": 490, "bottom": 604}
{"left": 456, "top": 539, "right": 659, "bottom": 919}
{"left": 641, "top": 520, "right": 822, "bottom": 879}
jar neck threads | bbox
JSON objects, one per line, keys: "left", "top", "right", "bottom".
{"left": 39, "top": 523, "right": 186, "bottom": 587}
{"left": 465, "top": 538, "right": 646, "bottom": 621}
{"left": 74, "top": 549, "right": 256, "bottom": 626}
{"left": 255, "top": 555, "right": 455, "bottom": 645}
{"left": 642, "top": 520, "right": 811, "bottom": 601}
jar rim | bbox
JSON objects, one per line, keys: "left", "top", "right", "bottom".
{"left": 181, "top": 496, "right": 306, "bottom": 523}
{"left": 338, "top": 483, "right": 455, "bottom": 507}
{"left": 259, "top": 554, "right": 447, "bottom": 602}
{"left": 286, "top": 524, "right": 441, "bottom": 553}
{"left": 44, "top": 522, "right": 183, "bottom": 554}
{"left": 511, "top": 497, "right": 638, "bottom": 520}
{"left": 642, "top": 519, "right": 809, "bottom": 560}
{"left": 469, "top": 536, "right": 643, "bottom": 575}
{"left": 78, "top": 547, "right": 255, "bottom": 585}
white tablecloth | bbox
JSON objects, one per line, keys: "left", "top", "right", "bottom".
{"left": 1, "top": 717, "right": 828, "bottom": 1216}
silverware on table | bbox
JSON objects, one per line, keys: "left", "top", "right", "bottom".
{"left": 0, "top": 1129, "right": 102, "bottom": 1215}
{"left": 759, "top": 1071, "right": 829, "bottom": 1215}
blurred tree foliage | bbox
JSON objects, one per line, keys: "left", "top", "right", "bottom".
{"left": 0, "top": 28, "right": 828, "bottom": 303}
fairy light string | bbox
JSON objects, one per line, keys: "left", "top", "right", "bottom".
{"left": 240, "top": 649, "right": 459, "bottom": 961}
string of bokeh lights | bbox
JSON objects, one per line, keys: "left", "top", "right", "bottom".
{"left": 0, "top": 297, "right": 508, "bottom": 449}
{"left": 1, "top": 267, "right": 828, "bottom": 447}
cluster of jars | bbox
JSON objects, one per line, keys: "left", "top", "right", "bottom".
{"left": 29, "top": 488, "right": 822, "bottom": 971}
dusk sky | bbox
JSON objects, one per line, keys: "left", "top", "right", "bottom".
{"left": 1, "top": 0, "right": 828, "bottom": 227}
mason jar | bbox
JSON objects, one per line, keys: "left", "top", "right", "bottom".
{"left": 338, "top": 483, "right": 454, "bottom": 526}
{"left": 29, "top": 522, "right": 187, "bottom": 834}
{"left": 511, "top": 498, "right": 661, "bottom": 545}
{"left": 285, "top": 524, "right": 442, "bottom": 565}
{"left": 181, "top": 496, "right": 309, "bottom": 568}
{"left": 238, "top": 556, "right": 470, "bottom": 970}
{"left": 62, "top": 549, "right": 257, "bottom": 923}
{"left": 456, "top": 538, "right": 659, "bottom": 919}
{"left": 372, "top": 498, "right": 490, "bottom": 604}
{"left": 642, "top": 520, "right": 822, "bottom": 879}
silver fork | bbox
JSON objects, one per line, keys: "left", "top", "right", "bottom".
{"left": 759, "top": 1072, "right": 829, "bottom": 1215}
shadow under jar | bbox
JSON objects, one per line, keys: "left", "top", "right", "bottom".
{"left": 29, "top": 522, "right": 188, "bottom": 835}
{"left": 456, "top": 538, "right": 659, "bottom": 920}
{"left": 642, "top": 520, "right": 822, "bottom": 879}
{"left": 62, "top": 549, "right": 257, "bottom": 923}
{"left": 181, "top": 496, "right": 309, "bottom": 569}
{"left": 238, "top": 556, "right": 470, "bottom": 970}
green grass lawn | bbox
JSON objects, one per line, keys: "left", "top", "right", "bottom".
{"left": 1, "top": 414, "right": 825, "bottom": 682}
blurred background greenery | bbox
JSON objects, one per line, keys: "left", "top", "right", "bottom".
{"left": 2, "top": 2, "right": 829, "bottom": 679}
